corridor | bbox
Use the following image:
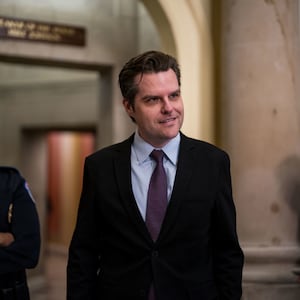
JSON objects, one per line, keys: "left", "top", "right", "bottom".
{"left": 31, "top": 251, "right": 67, "bottom": 300}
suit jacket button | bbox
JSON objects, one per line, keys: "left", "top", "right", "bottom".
{"left": 152, "top": 250, "right": 158, "bottom": 257}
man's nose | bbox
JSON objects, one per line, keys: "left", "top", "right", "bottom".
{"left": 161, "top": 99, "right": 173, "bottom": 113}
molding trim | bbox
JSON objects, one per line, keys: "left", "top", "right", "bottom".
{"left": 243, "top": 245, "right": 300, "bottom": 283}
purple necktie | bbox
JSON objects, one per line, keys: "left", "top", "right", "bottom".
{"left": 146, "top": 150, "right": 168, "bottom": 300}
{"left": 146, "top": 149, "right": 168, "bottom": 241}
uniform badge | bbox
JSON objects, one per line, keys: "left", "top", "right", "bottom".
{"left": 8, "top": 203, "right": 13, "bottom": 223}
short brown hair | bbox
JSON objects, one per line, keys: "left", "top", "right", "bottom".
{"left": 118, "top": 50, "right": 181, "bottom": 107}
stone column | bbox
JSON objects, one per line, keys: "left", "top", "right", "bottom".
{"left": 220, "top": 1, "right": 300, "bottom": 299}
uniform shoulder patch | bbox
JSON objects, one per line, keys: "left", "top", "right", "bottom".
{"left": 24, "top": 181, "right": 36, "bottom": 203}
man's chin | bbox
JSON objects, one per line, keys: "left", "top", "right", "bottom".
{"left": 160, "top": 131, "right": 180, "bottom": 142}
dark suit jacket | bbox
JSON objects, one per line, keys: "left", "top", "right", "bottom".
{"left": 67, "top": 133, "right": 244, "bottom": 300}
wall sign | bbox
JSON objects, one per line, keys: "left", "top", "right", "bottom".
{"left": 0, "top": 16, "right": 85, "bottom": 46}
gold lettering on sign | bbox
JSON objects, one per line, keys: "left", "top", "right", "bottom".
{"left": 8, "top": 28, "right": 26, "bottom": 38}
{"left": 0, "top": 16, "right": 85, "bottom": 46}
{"left": 28, "top": 31, "right": 61, "bottom": 42}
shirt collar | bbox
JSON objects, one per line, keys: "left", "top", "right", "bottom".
{"left": 132, "top": 131, "right": 180, "bottom": 166}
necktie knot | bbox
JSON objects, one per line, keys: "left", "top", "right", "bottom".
{"left": 150, "top": 149, "right": 164, "bottom": 163}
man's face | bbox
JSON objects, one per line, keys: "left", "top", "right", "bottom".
{"left": 123, "top": 69, "right": 184, "bottom": 148}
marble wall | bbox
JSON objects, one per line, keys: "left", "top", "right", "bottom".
{"left": 220, "top": 0, "right": 300, "bottom": 298}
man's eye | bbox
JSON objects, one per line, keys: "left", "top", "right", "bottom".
{"left": 146, "top": 97, "right": 159, "bottom": 102}
{"left": 170, "top": 92, "right": 179, "bottom": 99}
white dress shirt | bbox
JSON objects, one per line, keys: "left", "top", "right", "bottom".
{"left": 130, "top": 132, "right": 180, "bottom": 220}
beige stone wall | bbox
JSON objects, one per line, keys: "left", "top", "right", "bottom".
{"left": 0, "top": 0, "right": 161, "bottom": 163}
{"left": 220, "top": 0, "right": 300, "bottom": 298}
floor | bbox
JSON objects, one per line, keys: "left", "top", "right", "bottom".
{"left": 30, "top": 251, "right": 67, "bottom": 300}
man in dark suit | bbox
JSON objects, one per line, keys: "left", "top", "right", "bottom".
{"left": 67, "top": 50, "right": 244, "bottom": 300}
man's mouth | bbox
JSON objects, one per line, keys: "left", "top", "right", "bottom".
{"left": 159, "top": 117, "right": 177, "bottom": 124}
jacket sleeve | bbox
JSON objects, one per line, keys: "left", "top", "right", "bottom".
{"left": 212, "top": 152, "right": 244, "bottom": 300}
{"left": 0, "top": 173, "right": 41, "bottom": 275}
{"left": 67, "top": 159, "right": 100, "bottom": 299}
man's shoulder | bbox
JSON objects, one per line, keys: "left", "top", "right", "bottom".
{"left": 180, "top": 134, "right": 231, "bottom": 166}
{"left": 0, "top": 166, "right": 20, "bottom": 175}
{"left": 86, "top": 135, "right": 133, "bottom": 161}
{"left": 0, "top": 166, "right": 23, "bottom": 191}
{"left": 181, "top": 134, "right": 226, "bottom": 154}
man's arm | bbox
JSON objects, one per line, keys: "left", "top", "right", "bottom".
{"left": 213, "top": 152, "right": 244, "bottom": 300}
{"left": 0, "top": 174, "right": 40, "bottom": 275}
{"left": 67, "top": 160, "right": 100, "bottom": 299}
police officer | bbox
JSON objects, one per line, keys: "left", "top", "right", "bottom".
{"left": 0, "top": 167, "right": 40, "bottom": 300}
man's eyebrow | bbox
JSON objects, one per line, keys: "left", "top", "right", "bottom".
{"left": 146, "top": 89, "right": 180, "bottom": 96}
{"left": 141, "top": 94, "right": 159, "bottom": 100}
{"left": 141, "top": 88, "right": 181, "bottom": 100}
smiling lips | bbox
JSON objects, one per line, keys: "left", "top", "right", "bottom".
{"left": 159, "top": 116, "right": 177, "bottom": 124}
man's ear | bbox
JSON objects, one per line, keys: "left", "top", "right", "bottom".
{"left": 123, "top": 99, "right": 134, "bottom": 115}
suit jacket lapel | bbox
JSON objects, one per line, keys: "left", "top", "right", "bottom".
{"left": 113, "top": 133, "right": 196, "bottom": 243}
{"left": 158, "top": 134, "right": 195, "bottom": 242}
{"left": 113, "top": 135, "right": 152, "bottom": 241}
